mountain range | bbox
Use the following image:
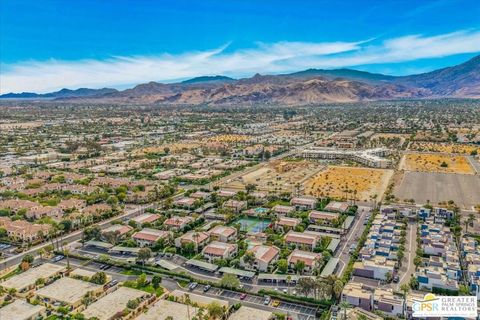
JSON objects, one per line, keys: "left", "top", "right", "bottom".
{"left": 2, "top": 55, "right": 479, "bottom": 105}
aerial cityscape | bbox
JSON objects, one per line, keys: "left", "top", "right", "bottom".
{"left": 1, "top": 1, "right": 480, "bottom": 320}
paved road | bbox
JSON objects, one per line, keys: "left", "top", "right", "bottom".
{"left": 467, "top": 156, "right": 480, "bottom": 174}
{"left": 397, "top": 221, "right": 417, "bottom": 289}
{"left": 335, "top": 205, "right": 371, "bottom": 276}
{"left": 0, "top": 191, "right": 188, "bottom": 271}
{"left": 0, "top": 203, "right": 158, "bottom": 271}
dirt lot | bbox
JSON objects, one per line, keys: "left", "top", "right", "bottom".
{"left": 304, "top": 166, "right": 394, "bottom": 201}
{"left": 409, "top": 142, "right": 479, "bottom": 155}
{"left": 204, "top": 134, "right": 251, "bottom": 143}
{"left": 223, "top": 159, "right": 324, "bottom": 193}
{"left": 393, "top": 171, "right": 480, "bottom": 210}
{"left": 401, "top": 153, "right": 474, "bottom": 175}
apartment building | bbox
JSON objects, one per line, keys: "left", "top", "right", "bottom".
{"left": 309, "top": 210, "right": 339, "bottom": 225}
{"left": 240, "top": 245, "right": 280, "bottom": 272}
{"left": 284, "top": 231, "right": 319, "bottom": 251}
{"left": 208, "top": 225, "right": 237, "bottom": 242}
{"left": 416, "top": 218, "right": 460, "bottom": 292}
{"left": 290, "top": 196, "right": 317, "bottom": 210}
{"left": 202, "top": 241, "right": 237, "bottom": 262}
{"left": 132, "top": 228, "right": 170, "bottom": 247}
{"left": 287, "top": 249, "right": 322, "bottom": 274}
{"left": 175, "top": 231, "right": 210, "bottom": 250}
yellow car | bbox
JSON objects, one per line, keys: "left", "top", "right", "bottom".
{"left": 272, "top": 300, "right": 280, "bottom": 307}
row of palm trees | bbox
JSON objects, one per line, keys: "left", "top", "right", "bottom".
{"left": 296, "top": 274, "right": 344, "bottom": 301}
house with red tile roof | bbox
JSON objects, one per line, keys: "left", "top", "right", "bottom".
{"left": 131, "top": 213, "right": 160, "bottom": 225}
{"left": 0, "top": 217, "right": 51, "bottom": 242}
{"left": 132, "top": 228, "right": 170, "bottom": 247}
{"left": 309, "top": 210, "right": 340, "bottom": 225}
{"left": 276, "top": 217, "right": 301, "bottom": 231}
{"left": 291, "top": 196, "right": 318, "bottom": 210}
{"left": 284, "top": 231, "right": 319, "bottom": 251}
{"left": 324, "top": 201, "right": 350, "bottom": 213}
{"left": 208, "top": 225, "right": 237, "bottom": 242}
{"left": 241, "top": 245, "right": 280, "bottom": 272}
{"left": 202, "top": 241, "right": 237, "bottom": 262}
{"left": 26, "top": 206, "right": 63, "bottom": 220}
{"left": 175, "top": 231, "right": 210, "bottom": 250}
{"left": 223, "top": 199, "right": 247, "bottom": 213}
{"left": 164, "top": 216, "right": 193, "bottom": 231}
{"left": 272, "top": 205, "right": 295, "bottom": 216}
{"left": 287, "top": 249, "right": 322, "bottom": 274}
{"left": 101, "top": 224, "right": 133, "bottom": 240}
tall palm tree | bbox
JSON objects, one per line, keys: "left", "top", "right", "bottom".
{"left": 339, "top": 301, "right": 350, "bottom": 320}
{"left": 63, "top": 245, "right": 70, "bottom": 270}
{"left": 333, "top": 279, "right": 344, "bottom": 302}
{"left": 286, "top": 275, "right": 292, "bottom": 295}
{"left": 466, "top": 213, "right": 475, "bottom": 234}
{"left": 192, "top": 232, "right": 200, "bottom": 254}
{"left": 400, "top": 283, "right": 410, "bottom": 317}
{"left": 184, "top": 294, "right": 191, "bottom": 320}
{"left": 38, "top": 248, "right": 46, "bottom": 262}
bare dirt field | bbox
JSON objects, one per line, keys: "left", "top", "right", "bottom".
{"left": 393, "top": 171, "right": 480, "bottom": 210}
{"left": 223, "top": 159, "right": 324, "bottom": 193}
{"left": 409, "top": 142, "right": 479, "bottom": 155}
{"left": 304, "top": 166, "right": 394, "bottom": 201}
{"left": 401, "top": 153, "right": 474, "bottom": 175}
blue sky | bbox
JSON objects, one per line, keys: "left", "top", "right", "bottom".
{"left": 1, "top": 0, "right": 480, "bottom": 93}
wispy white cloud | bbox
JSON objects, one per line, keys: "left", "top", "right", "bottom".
{"left": 1, "top": 29, "right": 480, "bottom": 94}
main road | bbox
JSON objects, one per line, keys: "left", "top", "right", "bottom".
{"left": 0, "top": 192, "right": 186, "bottom": 271}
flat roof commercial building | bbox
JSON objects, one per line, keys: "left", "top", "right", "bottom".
{"left": 136, "top": 299, "right": 196, "bottom": 320}
{"left": 228, "top": 306, "right": 273, "bottom": 320}
{"left": 83, "top": 286, "right": 149, "bottom": 320}
{"left": 301, "top": 147, "right": 391, "bottom": 168}
{"left": 35, "top": 277, "right": 103, "bottom": 308}
{"left": 0, "top": 299, "right": 46, "bottom": 320}
{"left": 0, "top": 263, "right": 65, "bottom": 294}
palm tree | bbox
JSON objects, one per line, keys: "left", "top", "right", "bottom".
{"left": 339, "top": 301, "right": 350, "bottom": 320}
{"left": 333, "top": 279, "right": 344, "bottom": 302}
{"left": 184, "top": 293, "right": 191, "bottom": 320}
{"left": 37, "top": 248, "right": 46, "bottom": 262}
{"left": 192, "top": 232, "right": 200, "bottom": 254}
{"left": 466, "top": 213, "right": 475, "bottom": 234}
{"left": 207, "top": 301, "right": 224, "bottom": 320}
{"left": 63, "top": 247, "right": 70, "bottom": 270}
{"left": 400, "top": 283, "right": 410, "bottom": 317}
{"left": 286, "top": 275, "right": 292, "bottom": 295}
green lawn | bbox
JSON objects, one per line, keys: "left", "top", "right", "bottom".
{"left": 120, "top": 269, "right": 143, "bottom": 276}
{"left": 0, "top": 268, "right": 22, "bottom": 281}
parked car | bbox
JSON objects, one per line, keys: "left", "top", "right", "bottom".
{"left": 203, "top": 284, "right": 211, "bottom": 292}
{"left": 393, "top": 275, "right": 400, "bottom": 283}
{"left": 188, "top": 282, "right": 198, "bottom": 290}
{"left": 52, "top": 255, "right": 64, "bottom": 262}
{"left": 240, "top": 293, "right": 247, "bottom": 300}
{"left": 263, "top": 296, "right": 271, "bottom": 305}
{"left": 272, "top": 300, "right": 280, "bottom": 307}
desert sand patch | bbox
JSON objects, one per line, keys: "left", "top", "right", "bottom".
{"left": 304, "top": 166, "right": 393, "bottom": 201}
{"left": 402, "top": 153, "right": 474, "bottom": 174}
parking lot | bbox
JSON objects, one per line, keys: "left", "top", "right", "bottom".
{"left": 189, "top": 284, "right": 318, "bottom": 319}
{"left": 0, "top": 243, "right": 17, "bottom": 259}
